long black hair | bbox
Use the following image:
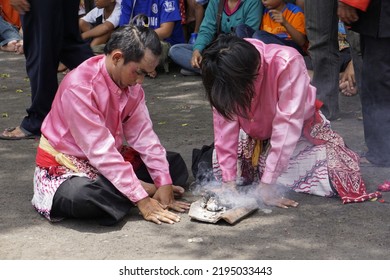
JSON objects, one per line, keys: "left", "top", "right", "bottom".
{"left": 201, "top": 34, "right": 260, "bottom": 120}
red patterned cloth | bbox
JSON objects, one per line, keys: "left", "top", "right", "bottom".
{"left": 33, "top": 145, "right": 144, "bottom": 220}
{"left": 378, "top": 181, "right": 390, "bottom": 192}
{"left": 304, "top": 107, "right": 381, "bottom": 203}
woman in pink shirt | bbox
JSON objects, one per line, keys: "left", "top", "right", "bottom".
{"left": 199, "top": 34, "right": 380, "bottom": 208}
{"left": 32, "top": 25, "right": 190, "bottom": 225}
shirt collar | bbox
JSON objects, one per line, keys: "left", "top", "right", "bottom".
{"left": 98, "top": 55, "right": 127, "bottom": 96}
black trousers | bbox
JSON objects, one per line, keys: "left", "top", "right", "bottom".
{"left": 21, "top": 0, "right": 93, "bottom": 135}
{"left": 51, "top": 152, "right": 189, "bottom": 226}
{"left": 360, "top": 35, "right": 390, "bottom": 166}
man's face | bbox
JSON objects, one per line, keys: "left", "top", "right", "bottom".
{"left": 109, "top": 49, "right": 159, "bottom": 88}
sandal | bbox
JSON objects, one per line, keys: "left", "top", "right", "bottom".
{"left": 0, "top": 126, "right": 36, "bottom": 140}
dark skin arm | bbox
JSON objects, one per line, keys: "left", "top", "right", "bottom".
{"left": 269, "top": 9, "right": 307, "bottom": 47}
{"left": 152, "top": 185, "right": 191, "bottom": 212}
{"left": 337, "top": 2, "right": 359, "bottom": 25}
{"left": 136, "top": 196, "right": 181, "bottom": 225}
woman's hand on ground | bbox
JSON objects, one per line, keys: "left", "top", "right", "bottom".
{"left": 256, "top": 183, "right": 299, "bottom": 208}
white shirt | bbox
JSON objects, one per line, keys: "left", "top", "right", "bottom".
{"left": 82, "top": 0, "right": 122, "bottom": 28}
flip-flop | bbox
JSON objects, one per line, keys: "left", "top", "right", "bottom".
{"left": 0, "top": 127, "right": 36, "bottom": 140}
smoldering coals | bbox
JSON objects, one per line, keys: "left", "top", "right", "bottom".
{"left": 200, "top": 191, "right": 226, "bottom": 211}
{"left": 190, "top": 173, "right": 271, "bottom": 211}
{"left": 191, "top": 165, "right": 288, "bottom": 212}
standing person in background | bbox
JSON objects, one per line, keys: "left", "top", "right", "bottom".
{"left": 169, "top": 0, "right": 263, "bottom": 76}
{"left": 0, "top": 0, "right": 94, "bottom": 140}
{"left": 304, "top": 0, "right": 340, "bottom": 121}
{"left": 338, "top": 0, "right": 390, "bottom": 166}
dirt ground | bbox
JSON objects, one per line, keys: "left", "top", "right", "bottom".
{"left": 0, "top": 51, "right": 389, "bottom": 261}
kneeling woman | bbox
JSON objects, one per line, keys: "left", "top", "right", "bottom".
{"left": 200, "top": 34, "right": 380, "bottom": 208}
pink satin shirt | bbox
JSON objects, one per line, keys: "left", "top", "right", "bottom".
{"left": 213, "top": 39, "right": 317, "bottom": 185}
{"left": 41, "top": 55, "right": 172, "bottom": 203}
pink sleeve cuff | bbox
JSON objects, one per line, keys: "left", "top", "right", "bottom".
{"left": 154, "top": 173, "right": 173, "bottom": 188}
{"left": 125, "top": 183, "right": 149, "bottom": 204}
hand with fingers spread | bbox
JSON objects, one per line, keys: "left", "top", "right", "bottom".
{"left": 256, "top": 183, "right": 299, "bottom": 209}
{"left": 152, "top": 185, "right": 190, "bottom": 213}
{"left": 136, "top": 196, "right": 182, "bottom": 225}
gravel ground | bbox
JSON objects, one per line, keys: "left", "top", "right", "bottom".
{"left": 0, "top": 51, "right": 389, "bottom": 267}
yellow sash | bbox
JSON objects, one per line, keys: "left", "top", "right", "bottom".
{"left": 39, "top": 135, "right": 79, "bottom": 172}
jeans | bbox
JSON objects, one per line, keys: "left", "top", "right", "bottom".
{"left": 0, "top": 16, "right": 21, "bottom": 47}
{"left": 305, "top": 0, "right": 340, "bottom": 120}
{"left": 168, "top": 43, "right": 201, "bottom": 74}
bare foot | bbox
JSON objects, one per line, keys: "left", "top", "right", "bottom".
{"left": 339, "top": 80, "right": 357, "bottom": 96}
{"left": 0, "top": 126, "right": 35, "bottom": 140}
{"left": 15, "top": 40, "right": 24, "bottom": 54}
{"left": 1, "top": 40, "right": 17, "bottom": 52}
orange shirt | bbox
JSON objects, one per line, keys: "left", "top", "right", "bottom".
{"left": 0, "top": 0, "right": 21, "bottom": 28}
{"left": 260, "top": 3, "right": 305, "bottom": 40}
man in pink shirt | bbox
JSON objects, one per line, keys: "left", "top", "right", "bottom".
{"left": 198, "top": 35, "right": 380, "bottom": 208}
{"left": 32, "top": 25, "right": 190, "bottom": 226}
